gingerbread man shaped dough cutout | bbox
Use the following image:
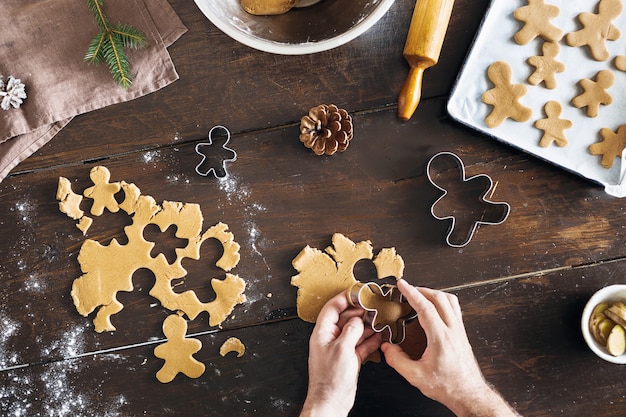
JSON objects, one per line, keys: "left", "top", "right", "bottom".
{"left": 534, "top": 101, "right": 572, "bottom": 148}
{"left": 513, "top": 0, "right": 563, "bottom": 45}
{"left": 83, "top": 166, "right": 122, "bottom": 216}
{"left": 154, "top": 314, "right": 205, "bottom": 383}
{"left": 572, "top": 69, "right": 614, "bottom": 118}
{"left": 589, "top": 124, "right": 626, "bottom": 168}
{"left": 566, "top": 0, "right": 622, "bottom": 61}
{"left": 527, "top": 42, "right": 565, "bottom": 89}
{"left": 482, "top": 61, "right": 532, "bottom": 128}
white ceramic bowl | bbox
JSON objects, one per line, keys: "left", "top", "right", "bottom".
{"left": 193, "top": 0, "right": 396, "bottom": 55}
{"left": 581, "top": 284, "right": 626, "bottom": 364}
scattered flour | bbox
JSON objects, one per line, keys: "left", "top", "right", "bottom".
{"left": 0, "top": 361, "right": 128, "bottom": 417}
{"left": 0, "top": 313, "right": 20, "bottom": 369}
{"left": 14, "top": 200, "right": 35, "bottom": 223}
{"left": 40, "top": 324, "right": 89, "bottom": 359}
{"left": 165, "top": 173, "right": 190, "bottom": 185}
{"left": 141, "top": 150, "right": 161, "bottom": 165}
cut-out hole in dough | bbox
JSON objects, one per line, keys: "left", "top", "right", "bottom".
{"left": 353, "top": 259, "right": 379, "bottom": 283}
{"left": 84, "top": 209, "right": 134, "bottom": 246}
{"left": 143, "top": 224, "right": 189, "bottom": 265}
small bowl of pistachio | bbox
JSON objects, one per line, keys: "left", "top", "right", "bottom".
{"left": 581, "top": 285, "right": 626, "bottom": 364}
{"left": 193, "top": 0, "right": 396, "bottom": 55}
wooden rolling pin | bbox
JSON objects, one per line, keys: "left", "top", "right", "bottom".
{"left": 398, "top": 0, "right": 455, "bottom": 121}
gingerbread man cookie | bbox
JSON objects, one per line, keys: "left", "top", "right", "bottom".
{"left": 482, "top": 61, "right": 532, "bottom": 128}
{"left": 534, "top": 101, "right": 572, "bottom": 148}
{"left": 513, "top": 0, "right": 563, "bottom": 45}
{"left": 616, "top": 55, "right": 626, "bottom": 71}
{"left": 527, "top": 42, "right": 565, "bottom": 89}
{"left": 566, "top": 0, "right": 622, "bottom": 61}
{"left": 572, "top": 69, "right": 614, "bottom": 118}
{"left": 154, "top": 314, "right": 205, "bottom": 383}
{"left": 589, "top": 124, "right": 626, "bottom": 168}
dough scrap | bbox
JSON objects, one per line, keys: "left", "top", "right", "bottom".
{"left": 589, "top": 124, "right": 626, "bottom": 168}
{"left": 291, "top": 234, "right": 404, "bottom": 323}
{"left": 527, "top": 41, "right": 565, "bottom": 89}
{"left": 565, "top": 0, "right": 622, "bottom": 61}
{"left": 154, "top": 314, "right": 205, "bottom": 383}
{"left": 482, "top": 61, "right": 532, "bottom": 128}
{"left": 513, "top": 0, "right": 563, "bottom": 45}
{"left": 219, "top": 337, "right": 245, "bottom": 357}
{"left": 534, "top": 101, "right": 572, "bottom": 148}
{"left": 572, "top": 70, "right": 614, "bottom": 118}
{"left": 76, "top": 216, "right": 93, "bottom": 235}
{"left": 57, "top": 177, "right": 84, "bottom": 220}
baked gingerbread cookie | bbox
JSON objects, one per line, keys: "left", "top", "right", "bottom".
{"left": 534, "top": 101, "right": 572, "bottom": 148}
{"left": 616, "top": 55, "right": 626, "bottom": 71}
{"left": 513, "top": 0, "right": 563, "bottom": 45}
{"left": 589, "top": 124, "right": 626, "bottom": 168}
{"left": 572, "top": 69, "right": 614, "bottom": 118}
{"left": 482, "top": 61, "right": 532, "bottom": 128}
{"left": 566, "top": 0, "right": 622, "bottom": 61}
{"left": 527, "top": 42, "right": 565, "bottom": 89}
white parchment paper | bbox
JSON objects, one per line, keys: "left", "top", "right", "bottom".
{"left": 447, "top": 0, "right": 626, "bottom": 197}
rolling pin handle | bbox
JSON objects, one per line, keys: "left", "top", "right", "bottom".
{"left": 398, "top": 66, "right": 425, "bottom": 121}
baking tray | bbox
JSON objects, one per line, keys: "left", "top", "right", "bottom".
{"left": 447, "top": 0, "right": 626, "bottom": 197}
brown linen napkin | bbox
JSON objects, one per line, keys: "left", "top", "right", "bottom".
{"left": 0, "top": 0, "right": 187, "bottom": 181}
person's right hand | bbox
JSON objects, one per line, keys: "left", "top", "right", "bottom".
{"left": 381, "top": 280, "right": 518, "bottom": 417}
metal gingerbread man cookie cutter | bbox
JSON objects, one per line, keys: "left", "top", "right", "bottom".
{"left": 347, "top": 282, "right": 417, "bottom": 344}
{"left": 195, "top": 125, "right": 237, "bottom": 178}
{"left": 426, "top": 152, "right": 510, "bottom": 248}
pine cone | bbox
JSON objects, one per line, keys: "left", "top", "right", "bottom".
{"left": 300, "top": 104, "right": 353, "bottom": 155}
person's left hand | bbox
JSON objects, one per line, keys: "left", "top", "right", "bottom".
{"left": 299, "top": 292, "right": 383, "bottom": 417}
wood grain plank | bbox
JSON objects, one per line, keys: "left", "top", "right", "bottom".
{"left": 13, "top": 0, "right": 491, "bottom": 174}
{"left": 3, "top": 262, "right": 626, "bottom": 416}
{"left": 2, "top": 102, "right": 625, "bottom": 368}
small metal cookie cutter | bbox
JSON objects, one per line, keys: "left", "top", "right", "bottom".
{"left": 347, "top": 282, "right": 417, "bottom": 344}
{"left": 426, "top": 152, "right": 510, "bottom": 248}
{"left": 195, "top": 125, "right": 237, "bottom": 178}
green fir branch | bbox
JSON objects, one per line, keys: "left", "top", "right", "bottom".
{"left": 84, "top": 0, "right": 146, "bottom": 88}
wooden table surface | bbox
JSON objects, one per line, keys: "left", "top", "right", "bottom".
{"left": 3, "top": 0, "right": 626, "bottom": 416}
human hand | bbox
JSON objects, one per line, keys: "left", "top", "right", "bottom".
{"left": 300, "top": 292, "right": 383, "bottom": 417}
{"left": 381, "top": 280, "right": 518, "bottom": 417}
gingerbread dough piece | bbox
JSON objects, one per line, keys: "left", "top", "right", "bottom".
{"left": 352, "top": 283, "right": 415, "bottom": 343}
{"left": 565, "top": 0, "right": 622, "bottom": 61}
{"left": 513, "top": 0, "right": 563, "bottom": 45}
{"left": 219, "top": 337, "right": 245, "bottom": 357}
{"left": 57, "top": 177, "right": 84, "bottom": 220}
{"left": 616, "top": 55, "right": 626, "bottom": 71}
{"left": 76, "top": 216, "right": 93, "bottom": 235}
{"left": 291, "top": 234, "right": 404, "bottom": 323}
{"left": 572, "top": 70, "right": 614, "bottom": 118}
{"left": 83, "top": 166, "right": 121, "bottom": 216}
{"left": 589, "top": 124, "right": 626, "bottom": 168}
{"left": 482, "top": 61, "right": 532, "bottom": 128}
{"left": 373, "top": 248, "right": 404, "bottom": 279}
{"left": 527, "top": 42, "right": 565, "bottom": 89}
{"left": 67, "top": 166, "right": 245, "bottom": 333}
{"left": 154, "top": 314, "right": 205, "bottom": 383}
{"left": 534, "top": 101, "right": 572, "bottom": 148}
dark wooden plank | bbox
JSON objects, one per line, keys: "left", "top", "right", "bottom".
{"left": 13, "top": 0, "right": 491, "bottom": 174}
{"left": 3, "top": 261, "right": 626, "bottom": 416}
{"left": 2, "top": 101, "right": 625, "bottom": 367}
